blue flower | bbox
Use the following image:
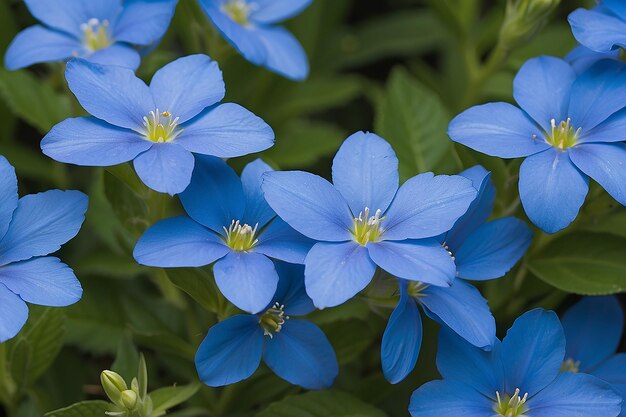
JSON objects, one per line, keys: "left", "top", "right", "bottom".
{"left": 4, "top": 0, "right": 178, "bottom": 71}
{"left": 566, "top": 45, "right": 621, "bottom": 74}
{"left": 198, "top": 0, "right": 312, "bottom": 81}
{"left": 449, "top": 56, "right": 626, "bottom": 233}
{"left": 381, "top": 165, "right": 532, "bottom": 384}
{"left": 41, "top": 55, "right": 274, "bottom": 195}
{"left": 195, "top": 262, "right": 338, "bottom": 389}
{"left": 569, "top": 1, "right": 626, "bottom": 55}
{"left": 134, "top": 156, "right": 312, "bottom": 313}
{"left": 562, "top": 296, "right": 626, "bottom": 416}
{"left": 0, "top": 155, "right": 88, "bottom": 342}
{"left": 409, "top": 309, "right": 622, "bottom": 417}
{"left": 261, "top": 131, "right": 477, "bottom": 309}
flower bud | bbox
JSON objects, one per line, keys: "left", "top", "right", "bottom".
{"left": 121, "top": 389, "right": 139, "bottom": 410}
{"left": 100, "top": 370, "right": 128, "bottom": 405}
{"left": 499, "top": 0, "right": 561, "bottom": 49}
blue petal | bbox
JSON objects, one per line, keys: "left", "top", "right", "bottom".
{"left": 195, "top": 315, "right": 264, "bottom": 387}
{"left": 381, "top": 280, "right": 422, "bottom": 384}
{"left": 519, "top": 149, "right": 589, "bottom": 234}
{"left": 582, "top": 107, "right": 626, "bottom": 144}
{"left": 180, "top": 103, "right": 274, "bottom": 158}
{"left": 569, "top": 143, "right": 626, "bottom": 206}
{"left": 264, "top": 320, "right": 338, "bottom": 389}
{"left": 262, "top": 171, "right": 353, "bottom": 242}
{"left": 383, "top": 173, "right": 477, "bottom": 240}
{"left": 249, "top": 0, "right": 312, "bottom": 24}
{"left": 304, "top": 241, "right": 375, "bottom": 309}
{"left": 4, "top": 25, "right": 79, "bottom": 70}
{"left": 113, "top": 0, "right": 178, "bottom": 45}
{"left": 0, "top": 190, "right": 87, "bottom": 265}
{"left": 332, "top": 131, "right": 399, "bottom": 216}
{"left": 528, "top": 373, "right": 622, "bottom": 417}
{"left": 241, "top": 159, "right": 275, "bottom": 229}
{"left": 454, "top": 218, "right": 532, "bottom": 281}
{"left": 87, "top": 43, "right": 141, "bottom": 70}
{"left": 255, "top": 218, "right": 313, "bottom": 264}
{"left": 367, "top": 239, "right": 455, "bottom": 287}
{"left": 253, "top": 26, "right": 309, "bottom": 81}
{"left": 41, "top": 117, "right": 151, "bottom": 166}
{"left": 133, "top": 142, "right": 194, "bottom": 195}
{"left": 562, "top": 296, "right": 623, "bottom": 371}
{"left": 513, "top": 56, "right": 576, "bottom": 132}
{"left": 501, "top": 309, "right": 565, "bottom": 397}
{"left": 213, "top": 252, "right": 278, "bottom": 314}
{"left": 0, "top": 156, "right": 18, "bottom": 241}
{"left": 0, "top": 283, "right": 28, "bottom": 343}
{"left": 569, "top": 8, "right": 626, "bottom": 53}
{"left": 591, "top": 353, "right": 626, "bottom": 385}
{"left": 421, "top": 279, "right": 495, "bottom": 350}
{"left": 0, "top": 257, "right": 81, "bottom": 307}
{"left": 605, "top": 0, "right": 626, "bottom": 20}
{"left": 448, "top": 102, "right": 548, "bottom": 158}
{"left": 133, "top": 216, "right": 229, "bottom": 267}
{"left": 409, "top": 380, "right": 494, "bottom": 417}
{"left": 150, "top": 55, "right": 225, "bottom": 123}
{"left": 272, "top": 262, "right": 314, "bottom": 316}
{"left": 566, "top": 45, "right": 620, "bottom": 74}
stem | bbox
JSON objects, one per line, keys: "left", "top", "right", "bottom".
{"left": 0, "top": 344, "right": 17, "bottom": 416}
{"left": 461, "top": 39, "right": 510, "bottom": 108}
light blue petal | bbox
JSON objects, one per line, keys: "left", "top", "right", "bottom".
{"left": 501, "top": 309, "right": 565, "bottom": 397}
{"left": 367, "top": 239, "right": 454, "bottom": 286}
{"left": 519, "top": 149, "right": 589, "bottom": 234}
{"left": 448, "top": 102, "right": 548, "bottom": 158}
{"left": 0, "top": 283, "right": 28, "bottom": 343}
{"left": 241, "top": 159, "right": 275, "bottom": 229}
{"left": 421, "top": 279, "right": 495, "bottom": 350}
{"left": 179, "top": 155, "right": 244, "bottom": 233}
{"left": 249, "top": 0, "right": 312, "bottom": 24}
{"left": 65, "top": 59, "right": 154, "bottom": 131}
{"left": 213, "top": 251, "right": 278, "bottom": 314}
{"left": 262, "top": 171, "right": 353, "bottom": 242}
{"left": 0, "top": 156, "right": 18, "bottom": 241}
{"left": 513, "top": 56, "right": 576, "bottom": 132}
{"left": 409, "top": 380, "right": 494, "bottom": 417}
{"left": 41, "top": 117, "right": 151, "bottom": 166}
{"left": 332, "top": 131, "right": 399, "bottom": 216}
{"left": 255, "top": 218, "right": 313, "bottom": 264}
{"left": 569, "top": 143, "right": 626, "bottom": 206}
{"left": 569, "top": 8, "right": 626, "bottom": 53}
{"left": 150, "top": 55, "right": 225, "bottom": 123}
{"left": 87, "top": 43, "right": 141, "bottom": 70}
{"left": 454, "top": 217, "right": 532, "bottom": 281}
{"left": 264, "top": 320, "right": 338, "bottom": 389}
{"left": 113, "top": 0, "right": 178, "bottom": 45}
{"left": 566, "top": 45, "right": 620, "bottom": 74}
{"left": 0, "top": 257, "right": 81, "bottom": 307}
{"left": 4, "top": 25, "right": 78, "bottom": 70}
{"left": 381, "top": 280, "right": 422, "bottom": 384}
{"left": 133, "top": 142, "right": 194, "bottom": 195}
{"left": 591, "top": 353, "right": 626, "bottom": 385}
{"left": 0, "top": 190, "right": 87, "bottom": 265}
{"left": 529, "top": 373, "right": 622, "bottom": 417}
{"left": 582, "top": 108, "right": 626, "bottom": 144}
{"left": 133, "top": 216, "right": 229, "bottom": 267}
{"left": 253, "top": 25, "right": 309, "bottom": 81}
{"left": 180, "top": 103, "right": 274, "bottom": 158}
{"left": 195, "top": 315, "right": 264, "bottom": 387}
{"left": 383, "top": 173, "right": 477, "bottom": 241}
{"left": 562, "top": 296, "right": 623, "bottom": 371}
{"left": 272, "top": 262, "right": 314, "bottom": 316}
{"left": 304, "top": 241, "right": 375, "bottom": 309}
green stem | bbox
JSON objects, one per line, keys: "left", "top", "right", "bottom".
{"left": 0, "top": 344, "right": 17, "bottom": 416}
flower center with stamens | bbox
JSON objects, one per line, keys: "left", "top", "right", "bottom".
{"left": 546, "top": 118, "right": 580, "bottom": 150}
{"left": 560, "top": 358, "right": 580, "bottom": 373}
{"left": 223, "top": 220, "right": 259, "bottom": 251}
{"left": 407, "top": 281, "right": 429, "bottom": 298}
{"left": 352, "top": 207, "right": 385, "bottom": 245}
{"left": 222, "top": 0, "right": 254, "bottom": 25}
{"left": 495, "top": 389, "right": 528, "bottom": 417}
{"left": 81, "top": 18, "right": 111, "bottom": 51}
{"left": 142, "top": 109, "right": 183, "bottom": 143}
{"left": 259, "top": 303, "right": 288, "bottom": 338}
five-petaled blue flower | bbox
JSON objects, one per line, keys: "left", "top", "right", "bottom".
{"left": 0, "top": 155, "right": 87, "bottom": 342}
{"left": 569, "top": 0, "right": 626, "bottom": 56}
{"left": 195, "top": 262, "right": 338, "bottom": 389}
{"left": 261, "top": 131, "right": 477, "bottom": 309}
{"left": 561, "top": 296, "right": 626, "bottom": 416}
{"left": 449, "top": 56, "right": 626, "bottom": 234}
{"left": 4, "top": 0, "right": 178, "bottom": 71}
{"left": 134, "top": 156, "right": 312, "bottom": 314}
{"left": 381, "top": 165, "right": 532, "bottom": 384}
{"left": 409, "top": 309, "right": 622, "bottom": 417}
{"left": 198, "top": 0, "right": 312, "bottom": 81}
{"left": 41, "top": 54, "right": 274, "bottom": 195}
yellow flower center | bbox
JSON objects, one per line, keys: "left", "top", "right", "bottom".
{"left": 259, "top": 303, "right": 288, "bottom": 338}
{"left": 407, "top": 281, "right": 429, "bottom": 298}
{"left": 545, "top": 118, "right": 580, "bottom": 150}
{"left": 352, "top": 207, "right": 385, "bottom": 246}
{"left": 223, "top": 220, "right": 259, "bottom": 251}
{"left": 560, "top": 358, "right": 580, "bottom": 373}
{"left": 81, "top": 18, "right": 111, "bottom": 51}
{"left": 222, "top": 0, "right": 254, "bottom": 25}
{"left": 142, "top": 110, "right": 183, "bottom": 143}
{"left": 495, "top": 389, "right": 528, "bottom": 417}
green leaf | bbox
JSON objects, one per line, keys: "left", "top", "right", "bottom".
{"left": 166, "top": 268, "right": 225, "bottom": 314}
{"left": 527, "top": 232, "right": 626, "bottom": 294}
{"left": 44, "top": 401, "right": 113, "bottom": 417}
{"left": 322, "top": 319, "right": 373, "bottom": 365}
{"left": 255, "top": 390, "right": 388, "bottom": 417}
{"left": 112, "top": 333, "right": 139, "bottom": 382}
{"left": 150, "top": 382, "right": 201, "bottom": 415}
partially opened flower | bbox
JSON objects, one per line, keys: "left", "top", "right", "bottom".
{"left": 450, "top": 56, "right": 626, "bottom": 233}
{"left": 198, "top": 0, "right": 312, "bottom": 81}
{"left": 569, "top": 0, "right": 626, "bottom": 54}
{"left": 4, "top": 0, "right": 178, "bottom": 71}
{"left": 381, "top": 165, "right": 532, "bottom": 384}
{"left": 134, "top": 156, "right": 312, "bottom": 313}
{"left": 41, "top": 55, "right": 274, "bottom": 195}
{"left": 0, "top": 155, "right": 88, "bottom": 342}
{"left": 195, "top": 262, "right": 338, "bottom": 389}
{"left": 409, "top": 309, "right": 622, "bottom": 417}
{"left": 262, "top": 131, "right": 477, "bottom": 309}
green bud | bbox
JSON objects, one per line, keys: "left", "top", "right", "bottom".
{"left": 121, "top": 389, "right": 139, "bottom": 410}
{"left": 499, "top": 0, "right": 561, "bottom": 49}
{"left": 101, "top": 370, "right": 128, "bottom": 405}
